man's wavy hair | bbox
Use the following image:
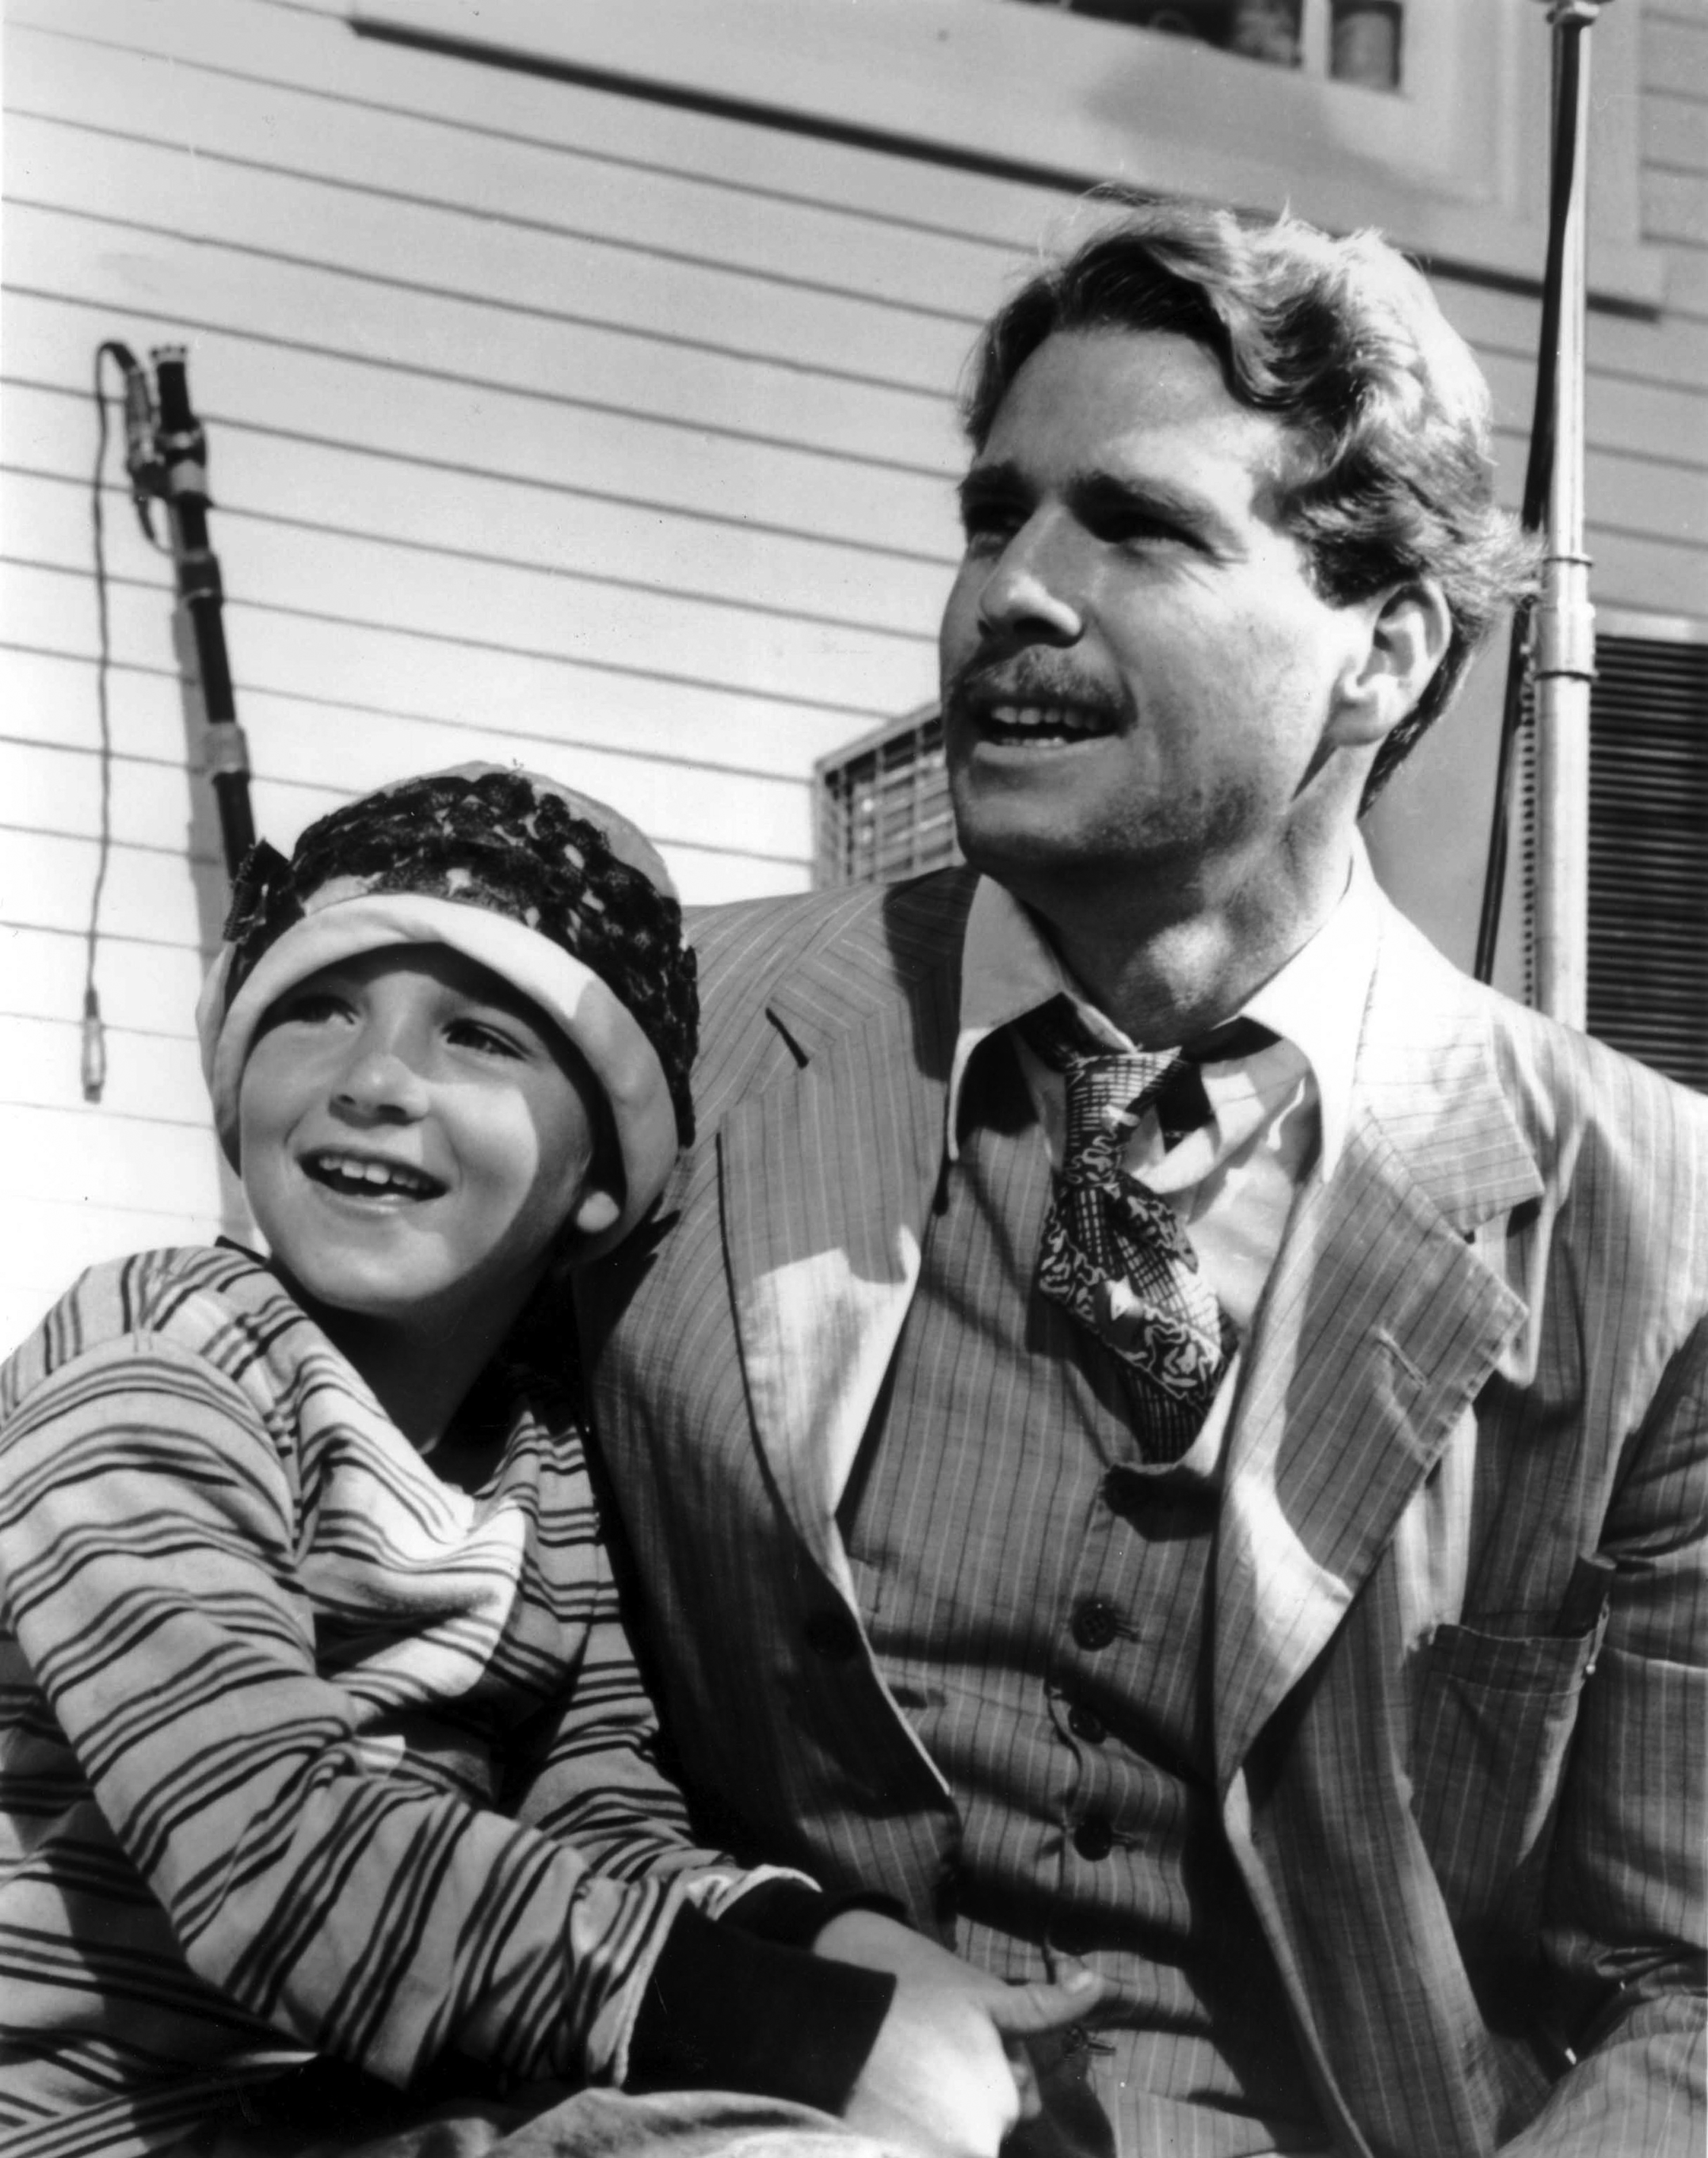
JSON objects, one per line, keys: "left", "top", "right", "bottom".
{"left": 961, "top": 199, "right": 1537, "bottom": 805}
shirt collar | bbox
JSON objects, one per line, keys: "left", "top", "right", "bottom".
{"left": 948, "top": 842, "right": 1381, "bottom": 1176}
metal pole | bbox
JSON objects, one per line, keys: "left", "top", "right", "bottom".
{"left": 151, "top": 348, "right": 256, "bottom": 879}
{"left": 1532, "top": 0, "right": 1603, "bottom": 1029}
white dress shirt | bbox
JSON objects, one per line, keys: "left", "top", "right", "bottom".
{"left": 947, "top": 846, "right": 1383, "bottom": 1471}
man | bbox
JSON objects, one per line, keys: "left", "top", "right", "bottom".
{"left": 576, "top": 201, "right": 1706, "bottom": 2157}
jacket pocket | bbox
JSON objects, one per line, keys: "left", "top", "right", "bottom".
{"left": 1412, "top": 1608, "right": 1610, "bottom": 1949}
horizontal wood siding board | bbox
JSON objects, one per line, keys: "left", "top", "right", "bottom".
{"left": 7, "top": 2, "right": 1058, "bottom": 251}
{"left": 1644, "top": 168, "right": 1708, "bottom": 249}
{"left": 1, "top": 218, "right": 967, "bottom": 559}
{"left": 0, "top": 1098, "right": 230, "bottom": 1217}
{"left": 5, "top": 25, "right": 1024, "bottom": 324}
{"left": 1435, "top": 274, "right": 1708, "bottom": 403}
{"left": 0, "top": 646, "right": 882, "bottom": 799}
{"left": 1478, "top": 346, "right": 1708, "bottom": 471}
{"left": 2, "top": 723, "right": 814, "bottom": 880}
{"left": 3, "top": 921, "right": 209, "bottom": 1036}
{"left": 1584, "top": 528, "right": 1708, "bottom": 619}
{"left": 1649, "top": 248, "right": 1708, "bottom": 325}
{"left": 1643, "top": 91, "right": 1708, "bottom": 180}
{"left": 2, "top": 230, "right": 966, "bottom": 484}
{"left": 1, "top": 347, "right": 956, "bottom": 639}
{"left": 1642, "top": 14, "right": 1708, "bottom": 101}
{"left": 5, "top": 113, "right": 981, "bottom": 402}
{"left": 2, "top": 457, "right": 940, "bottom": 719}
{"left": 1, "top": 1014, "right": 214, "bottom": 1132}
{"left": 3, "top": 560, "right": 925, "bottom": 781}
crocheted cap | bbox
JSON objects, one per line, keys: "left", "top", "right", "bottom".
{"left": 197, "top": 764, "right": 698, "bottom": 1259}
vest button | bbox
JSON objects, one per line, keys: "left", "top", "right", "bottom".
{"left": 1073, "top": 1814, "right": 1115, "bottom": 1861}
{"left": 1068, "top": 1705, "right": 1107, "bottom": 1745}
{"left": 1103, "top": 1465, "right": 1156, "bottom": 1521}
{"left": 804, "top": 1608, "right": 861, "bottom": 1662}
{"left": 1070, "top": 1596, "right": 1121, "bottom": 1652}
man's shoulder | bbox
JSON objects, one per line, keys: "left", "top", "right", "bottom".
{"left": 677, "top": 868, "right": 977, "bottom": 1132}
{"left": 688, "top": 867, "right": 978, "bottom": 1020}
{"left": 1375, "top": 904, "right": 1708, "bottom": 1184}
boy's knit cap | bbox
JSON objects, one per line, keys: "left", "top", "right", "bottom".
{"left": 197, "top": 764, "right": 697, "bottom": 1259}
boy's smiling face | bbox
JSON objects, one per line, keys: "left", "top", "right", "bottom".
{"left": 238, "top": 944, "right": 616, "bottom": 1352}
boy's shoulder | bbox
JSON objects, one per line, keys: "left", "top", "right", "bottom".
{"left": 0, "top": 1244, "right": 307, "bottom": 1424}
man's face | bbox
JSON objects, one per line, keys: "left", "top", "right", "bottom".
{"left": 940, "top": 328, "right": 1384, "bottom": 913}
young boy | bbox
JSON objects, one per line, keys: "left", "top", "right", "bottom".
{"left": 0, "top": 767, "right": 1090, "bottom": 2157}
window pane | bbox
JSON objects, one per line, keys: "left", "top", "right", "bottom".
{"left": 997, "top": 0, "right": 1406, "bottom": 89}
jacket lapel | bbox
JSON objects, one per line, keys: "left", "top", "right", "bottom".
{"left": 719, "top": 944, "right": 960, "bottom": 1598}
{"left": 1214, "top": 906, "right": 1543, "bottom": 1786}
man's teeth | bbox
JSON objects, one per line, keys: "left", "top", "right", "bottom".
{"left": 988, "top": 704, "right": 1105, "bottom": 737}
{"left": 311, "top": 1153, "right": 436, "bottom": 1196}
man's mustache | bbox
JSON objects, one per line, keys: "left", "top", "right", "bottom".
{"left": 942, "top": 655, "right": 1127, "bottom": 729}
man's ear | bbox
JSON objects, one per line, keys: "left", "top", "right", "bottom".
{"left": 1329, "top": 579, "right": 1452, "bottom": 748}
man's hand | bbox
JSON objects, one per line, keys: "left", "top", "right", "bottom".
{"left": 813, "top": 1909, "right": 1103, "bottom": 2158}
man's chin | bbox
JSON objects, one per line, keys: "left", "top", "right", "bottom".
{"left": 951, "top": 783, "right": 1116, "bottom": 879}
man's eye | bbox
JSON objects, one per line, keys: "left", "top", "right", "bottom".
{"left": 1095, "top": 510, "right": 1176, "bottom": 548}
{"left": 956, "top": 479, "right": 1029, "bottom": 550}
{"left": 960, "top": 505, "right": 1022, "bottom": 552}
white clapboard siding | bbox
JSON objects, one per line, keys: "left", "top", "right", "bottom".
{"left": 1, "top": 566, "right": 836, "bottom": 872}
{"left": 5, "top": 29, "right": 1018, "bottom": 327}
{"left": 1, "top": 646, "right": 861, "bottom": 844}
{"left": 5, "top": 443, "right": 940, "bottom": 724}
{"left": 5, "top": 0, "right": 1060, "bottom": 252}
{"left": 7, "top": 112, "right": 978, "bottom": 407}
{"left": 1, "top": 1015, "right": 211, "bottom": 1130}
{"left": 3, "top": 922, "right": 211, "bottom": 1038}
{"left": 3, "top": 224, "right": 966, "bottom": 487}
{"left": 3, "top": 703, "right": 814, "bottom": 888}
{"left": 5, "top": 286, "right": 962, "bottom": 632}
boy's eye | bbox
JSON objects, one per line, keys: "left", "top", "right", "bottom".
{"left": 447, "top": 1017, "right": 525, "bottom": 1059}
{"left": 270, "top": 989, "right": 351, "bottom": 1028}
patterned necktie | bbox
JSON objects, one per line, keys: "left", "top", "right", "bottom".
{"left": 1021, "top": 997, "right": 1237, "bottom": 1462}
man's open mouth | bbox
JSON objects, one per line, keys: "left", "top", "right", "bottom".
{"left": 303, "top": 1152, "right": 445, "bottom": 1199}
{"left": 979, "top": 701, "right": 1119, "bottom": 747}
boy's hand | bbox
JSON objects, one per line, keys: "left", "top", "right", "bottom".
{"left": 813, "top": 1909, "right": 1103, "bottom": 2157}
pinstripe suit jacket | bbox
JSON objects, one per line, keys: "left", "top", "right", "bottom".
{"left": 578, "top": 867, "right": 1707, "bottom": 2158}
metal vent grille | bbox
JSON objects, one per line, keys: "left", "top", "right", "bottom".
{"left": 1585, "top": 632, "right": 1708, "bottom": 1093}
{"left": 815, "top": 706, "right": 960, "bottom": 887}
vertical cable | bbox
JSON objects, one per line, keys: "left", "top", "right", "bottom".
{"left": 82, "top": 349, "right": 124, "bottom": 1103}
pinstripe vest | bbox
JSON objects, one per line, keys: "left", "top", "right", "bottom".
{"left": 842, "top": 1041, "right": 1328, "bottom": 2158}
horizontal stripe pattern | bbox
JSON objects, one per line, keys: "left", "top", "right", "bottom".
{"left": 0, "top": 1247, "right": 765, "bottom": 2158}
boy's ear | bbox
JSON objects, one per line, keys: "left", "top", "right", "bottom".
{"left": 569, "top": 1182, "right": 622, "bottom": 1242}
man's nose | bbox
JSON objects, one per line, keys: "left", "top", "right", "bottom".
{"left": 975, "top": 516, "right": 1084, "bottom": 645}
{"left": 333, "top": 1038, "right": 431, "bottom": 1120}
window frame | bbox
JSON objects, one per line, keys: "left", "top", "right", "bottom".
{"left": 353, "top": 0, "right": 1662, "bottom": 308}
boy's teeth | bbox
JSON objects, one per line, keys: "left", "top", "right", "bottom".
{"left": 314, "top": 1153, "right": 433, "bottom": 1194}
